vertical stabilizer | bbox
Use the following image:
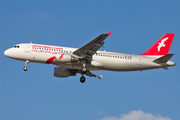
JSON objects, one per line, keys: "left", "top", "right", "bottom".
{"left": 141, "top": 33, "right": 174, "bottom": 55}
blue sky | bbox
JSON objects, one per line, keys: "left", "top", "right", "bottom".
{"left": 1, "top": 0, "right": 180, "bottom": 120}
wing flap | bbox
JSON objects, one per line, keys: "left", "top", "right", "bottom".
{"left": 70, "top": 69, "right": 103, "bottom": 79}
{"left": 85, "top": 71, "right": 102, "bottom": 79}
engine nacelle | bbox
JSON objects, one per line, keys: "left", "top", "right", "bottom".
{"left": 54, "top": 67, "right": 76, "bottom": 78}
{"left": 55, "top": 53, "right": 79, "bottom": 63}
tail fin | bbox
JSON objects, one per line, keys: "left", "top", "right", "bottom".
{"left": 141, "top": 33, "right": 174, "bottom": 55}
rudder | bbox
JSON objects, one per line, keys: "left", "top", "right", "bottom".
{"left": 141, "top": 33, "right": 174, "bottom": 55}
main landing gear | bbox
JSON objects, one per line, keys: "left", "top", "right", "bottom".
{"left": 80, "top": 64, "right": 87, "bottom": 83}
{"left": 23, "top": 60, "right": 29, "bottom": 71}
{"left": 79, "top": 71, "right": 103, "bottom": 83}
{"left": 82, "top": 64, "right": 87, "bottom": 73}
{"left": 80, "top": 76, "right": 86, "bottom": 83}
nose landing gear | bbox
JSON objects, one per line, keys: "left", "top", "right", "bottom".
{"left": 23, "top": 60, "right": 29, "bottom": 71}
{"left": 23, "top": 67, "right": 27, "bottom": 71}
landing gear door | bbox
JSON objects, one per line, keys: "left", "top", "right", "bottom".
{"left": 25, "top": 43, "right": 31, "bottom": 53}
{"left": 136, "top": 56, "right": 143, "bottom": 66}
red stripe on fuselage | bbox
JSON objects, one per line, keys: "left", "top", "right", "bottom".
{"left": 46, "top": 56, "right": 56, "bottom": 64}
{"left": 59, "top": 54, "right": 64, "bottom": 60}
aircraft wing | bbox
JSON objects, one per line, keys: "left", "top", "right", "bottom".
{"left": 73, "top": 32, "right": 112, "bottom": 58}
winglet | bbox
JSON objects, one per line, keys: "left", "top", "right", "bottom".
{"left": 107, "top": 31, "right": 112, "bottom": 36}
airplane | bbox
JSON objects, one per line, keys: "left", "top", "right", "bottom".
{"left": 4, "top": 32, "right": 175, "bottom": 83}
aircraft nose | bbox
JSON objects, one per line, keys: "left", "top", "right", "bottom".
{"left": 4, "top": 49, "right": 11, "bottom": 57}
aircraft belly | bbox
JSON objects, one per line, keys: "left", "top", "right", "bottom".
{"left": 93, "top": 56, "right": 163, "bottom": 71}
{"left": 94, "top": 57, "right": 137, "bottom": 71}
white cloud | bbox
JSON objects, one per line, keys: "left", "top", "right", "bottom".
{"left": 101, "top": 110, "right": 172, "bottom": 120}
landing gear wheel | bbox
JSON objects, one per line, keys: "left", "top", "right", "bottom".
{"left": 23, "top": 67, "right": 27, "bottom": 71}
{"left": 80, "top": 76, "right": 86, "bottom": 83}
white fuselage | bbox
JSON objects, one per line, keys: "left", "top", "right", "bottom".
{"left": 4, "top": 43, "right": 175, "bottom": 72}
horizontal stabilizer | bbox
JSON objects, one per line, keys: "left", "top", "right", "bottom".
{"left": 162, "top": 67, "right": 169, "bottom": 70}
{"left": 153, "top": 53, "right": 174, "bottom": 63}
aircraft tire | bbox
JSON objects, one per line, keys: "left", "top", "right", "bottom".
{"left": 80, "top": 76, "right": 86, "bottom": 83}
{"left": 23, "top": 67, "right": 27, "bottom": 71}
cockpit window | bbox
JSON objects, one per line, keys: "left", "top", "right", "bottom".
{"left": 13, "top": 45, "right": 20, "bottom": 48}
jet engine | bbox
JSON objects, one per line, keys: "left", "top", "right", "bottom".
{"left": 55, "top": 53, "right": 79, "bottom": 63}
{"left": 54, "top": 67, "right": 76, "bottom": 78}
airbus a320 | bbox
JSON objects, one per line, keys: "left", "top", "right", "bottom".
{"left": 4, "top": 32, "right": 175, "bottom": 83}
